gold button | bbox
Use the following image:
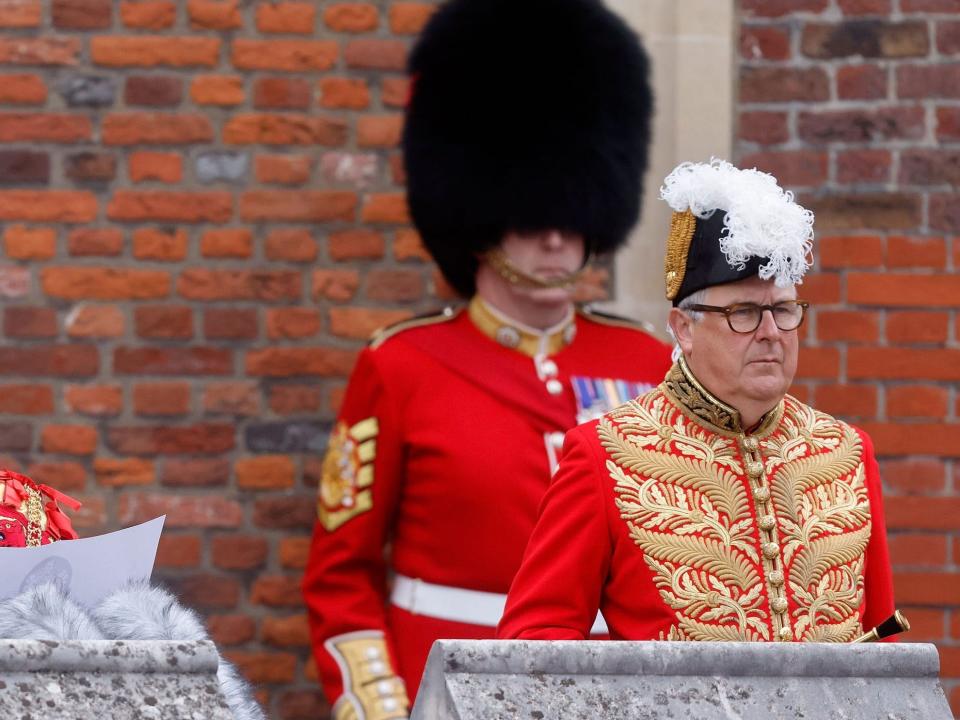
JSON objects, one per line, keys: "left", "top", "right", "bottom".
{"left": 762, "top": 541, "right": 780, "bottom": 559}
{"left": 754, "top": 486, "right": 770, "bottom": 502}
{"left": 759, "top": 515, "right": 776, "bottom": 531}
{"left": 779, "top": 626, "right": 793, "bottom": 641}
{"left": 747, "top": 461, "right": 764, "bottom": 478}
{"left": 768, "top": 570, "right": 784, "bottom": 587}
{"left": 742, "top": 437, "right": 758, "bottom": 452}
{"left": 771, "top": 597, "right": 788, "bottom": 614}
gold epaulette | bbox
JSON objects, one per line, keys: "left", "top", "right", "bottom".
{"left": 369, "top": 306, "right": 461, "bottom": 349}
{"left": 578, "top": 306, "right": 657, "bottom": 336}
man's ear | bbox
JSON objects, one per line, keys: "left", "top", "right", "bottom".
{"left": 668, "top": 307, "right": 695, "bottom": 356}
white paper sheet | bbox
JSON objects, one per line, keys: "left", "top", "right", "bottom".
{"left": 0, "top": 516, "right": 165, "bottom": 607}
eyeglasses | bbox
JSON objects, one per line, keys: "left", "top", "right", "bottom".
{"left": 685, "top": 300, "right": 809, "bottom": 334}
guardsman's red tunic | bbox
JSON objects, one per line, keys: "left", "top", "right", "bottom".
{"left": 302, "top": 299, "right": 672, "bottom": 719}
{"left": 498, "top": 356, "right": 895, "bottom": 644}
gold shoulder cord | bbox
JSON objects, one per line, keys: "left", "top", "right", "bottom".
{"left": 665, "top": 209, "right": 697, "bottom": 300}
{"left": 25, "top": 484, "right": 45, "bottom": 547}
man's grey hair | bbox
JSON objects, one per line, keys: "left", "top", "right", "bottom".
{"left": 667, "top": 288, "right": 708, "bottom": 361}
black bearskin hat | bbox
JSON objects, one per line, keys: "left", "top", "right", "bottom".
{"left": 403, "top": 0, "right": 654, "bottom": 297}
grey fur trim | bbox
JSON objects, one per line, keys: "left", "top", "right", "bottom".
{"left": 91, "top": 581, "right": 208, "bottom": 641}
{"left": 0, "top": 582, "right": 103, "bottom": 641}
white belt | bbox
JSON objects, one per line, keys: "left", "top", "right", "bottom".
{"left": 390, "top": 574, "right": 609, "bottom": 635}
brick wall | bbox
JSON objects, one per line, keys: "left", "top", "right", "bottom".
{"left": 738, "top": 0, "right": 959, "bottom": 714}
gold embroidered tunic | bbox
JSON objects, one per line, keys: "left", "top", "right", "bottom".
{"left": 498, "top": 359, "right": 895, "bottom": 643}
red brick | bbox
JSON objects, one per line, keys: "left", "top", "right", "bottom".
{"left": 329, "top": 386, "right": 345, "bottom": 412}
{"left": 366, "top": 269, "right": 423, "bottom": 302}
{"left": 802, "top": 193, "right": 921, "bottom": 232}
{"left": 254, "top": 77, "right": 311, "bottom": 110}
{"left": 245, "top": 347, "right": 357, "bottom": 377}
{"left": 394, "top": 228, "right": 429, "bottom": 261}
{"left": 0, "top": 114, "right": 90, "bottom": 143}
{"left": 432, "top": 268, "right": 458, "bottom": 301}
{"left": 64, "top": 152, "right": 116, "bottom": 183}
{"left": 69, "top": 494, "right": 106, "bottom": 531}
{"left": 0, "top": 38, "right": 80, "bottom": 66}
{"left": 889, "top": 607, "right": 944, "bottom": 641}
{"left": 170, "top": 574, "right": 241, "bottom": 609}
{"left": 179, "top": 269, "right": 300, "bottom": 301}
{"left": 0, "top": 191, "right": 95, "bottom": 223}
{"left": 837, "top": 65, "right": 888, "bottom": 100}
{"left": 125, "top": 75, "right": 182, "bottom": 107}
{"left": 344, "top": 39, "right": 408, "bottom": 70}
{"left": 381, "top": 76, "right": 410, "bottom": 108}
{"left": 937, "top": 106, "right": 960, "bottom": 141}
{"left": 850, "top": 347, "right": 960, "bottom": 380}
{"left": 0, "top": 267, "right": 31, "bottom": 299}
{"left": 362, "top": 193, "right": 409, "bottom": 224}
{"left": 212, "top": 534, "right": 268, "bottom": 569}
{"left": 848, "top": 272, "right": 960, "bottom": 306}
{"left": 236, "top": 456, "right": 296, "bottom": 491}
{"left": 887, "top": 311, "right": 949, "bottom": 343}
{"left": 187, "top": 0, "right": 241, "bottom": 28}
{"left": 885, "top": 496, "right": 960, "bottom": 530}
{"left": 67, "top": 228, "right": 121, "bottom": 257}
{"left": 155, "top": 534, "right": 201, "bottom": 568}
{"left": 357, "top": 114, "right": 403, "bottom": 148}
{"left": 318, "top": 77, "right": 370, "bottom": 110}
{"left": 931, "top": 193, "right": 960, "bottom": 233}
{"left": 231, "top": 40, "right": 338, "bottom": 71}
{"left": 897, "top": 64, "right": 960, "bottom": 98}
{"left": 91, "top": 37, "right": 220, "bottom": 67}
{"left": 0, "top": 0, "right": 41, "bottom": 27}
{"left": 44, "top": 268, "right": 169, "bottom": 300}
{"left": 108, "top": 191, "right": 231, "bottom": 222}
{"left": 323, "top": 3, "right": 378, "bottom": 32}
{"left": 129, "top": 151, "right": 183, "bottom": 183}
{"left": 113, "top": 347, "right": 231, "bottom": 375}
{"left": 269, "top": 385, "right": 322, "bottom": 414}
{"left": 190, "top": 75, "right": 244, "bottom": 106}
{"left": 741, "top": 0, "right": 827, "bottom": 16}
{"left": 799, "top": 107, "right": 924, "bottom": 143}
{"left": 881, "top": 459, "right": 947, "bottom": 494}
{"left": 266, "top": 308, "right": 321, "bottom": 339}
{"left": 251, "top": 576, "right": 303, "bottom": 607}
{"left": 389, "top": 2, "right": 435, "bottom": 33}
{"left": 888, "top": 385, "right": 949, "bottom": 419}
{"left": 203, "top": 308, "right": 258, "bottom": 339}
{"left": 320, "top": 152, "right": 378, "bottom": 188}
{"left": 802, "top": 21, "right": 929, "bottom": 59}
{"left": 904, "top": 0, "right": 960, "bottom": 11}
{"left": 200, "top": 228, "right": 252, "bottom": 258}
{"left": 836, "top": 149, "right": 891, "bottom": 184}
{"left": 134, "top": 305, "right": 193, "bottom": 340}
{"left": 203, "top": 382, "right": 260, "bottom": 416}
{"left": 817, "top": 309, "right": 879, "bottom": 342}
{"left": 261, "top": 614, "right": 310, "bottom": 647}
{"left": 65, "top": 305, "right": 125, "bottom": 338}
{"left": 739, "top": 150, "right": 827, "bottom": 187}
{"left": 256, "top": 1, "right": 315, "bottom": 33}
{"left": 888, "top": 533, "right": 947, "bottom": 566}
{"left": 64, "top": 384, "right": 122, "bottom": 417}
{"left": 793, "top": 346, "right": 839, "bottom": 379}
{"left": 740, "top": 67, "right": 829, "bottom": 103}
{"left": 740, "top": 25, "right": 791, "bottom": 60}
{"left": 133, "top": 382, "right": 191, "bottom": 416}
{"left": 818, "top": 235, "right": 884, "bottom": 269}
{"left": 224, "top": 650, "right": 297, "bottom": 683}
{"left": 120, "top": 1, "right": 176, "bottom": 29}
{"left": 0, "top": 345, "right": 97, "bottom": 377}
{"left": 0, "top": 74, "right": 46, "bottom": 105}
{"left": 207, "top": 614, "right": 255, "bottom": 645}
{"left": 162, "top": 458, "right": 229, "bottom": 487}
{"left": 839, "top": 0, "right": 892, "bottom": 13}
{"left": 4, "top": 307, "right": 56, "bottom": 338}
{"left": 937, "top": 20, "right": 960, "bottom": 54}
{"left": 312, "top": 269, "right": 359, "bottom": 301}
{"left": 859, "top": 422, "right": 960, "bottom": 456}
{"left": 329, "top": 307, "right": 413, "bottom": 340}
{"left": 132, "top": 227, "right": 187, "bottom": 261}
{"left": 107, "top": 423, "right": 234, "bottom": 455}
{"left": 93, "top": 457, "right": 154, "bottom": 487}
{"left": 120, "top": 492, "right": 242, "bottom": 528}
{"left": 254, "top": 155, "right": 311, "bottom": 186}
{"left": 42, "top": 424, "right": 97, "bottom": 455}
{"left": 737, "top": 111, "right": 789, "bottom": 145}
{"left": 240, "top": 190, "right": 355, "bottom": 222}
{"left": 0, "top": 384, "right": 53, "bottom": 413}
{"left": 26, "top": 460, "right": 85, "bottom": 491}
{"left": 265, "top": 229, "right": 317, "bottom": 262}
{"left": 53, "top": 0, "right": 112, "bottom": 28}
{"left": 886, "top": 235, "right": 946, "bottom": 268}
{"left": 279, "top": 536, "right": 311, "bottom": 568}
{"left": 103, "top": 113, "right": 212, "bottom": 145}
{"left": 328, "top": 229, "right": 384, "bottom": 260}
{"left": 901, "top": 150, "right": 960, "bottom": 186}
{"left": 228, "top": 115, "right": 346, "bottom": 148}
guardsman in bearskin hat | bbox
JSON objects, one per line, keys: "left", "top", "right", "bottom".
{"left": 302, "top": 0, "right": 672, "bottom": 716}
{"left": 498, "top": 159, "right": 897, "bottom": 645}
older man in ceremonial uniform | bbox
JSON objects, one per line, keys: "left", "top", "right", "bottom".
{"left": 498, "top": 159, "right": 895, "bottom": 644}
{"left": 302, "top": 1, "right": 671, "bottom": 718}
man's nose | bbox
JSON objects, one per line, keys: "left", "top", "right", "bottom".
{"left": 541, "top": 230, "right": 565, "bottom": 249}
{"left": 754, "top": 308, "right": 782, "bottom": 339}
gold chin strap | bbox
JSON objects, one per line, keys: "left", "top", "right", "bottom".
{"left": 484, "top": 248, "right": 584, "bottom": 289}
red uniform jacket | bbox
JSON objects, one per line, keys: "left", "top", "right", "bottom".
{"left": 302, "top": 301, "right": 671, "bottom": 718}
{"left": 499, "top": 357, "right": 895, "bottom": 644}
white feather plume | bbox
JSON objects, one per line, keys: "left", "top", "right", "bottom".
{"left": 660, "top": 158, "right": 814, "bottom": 287}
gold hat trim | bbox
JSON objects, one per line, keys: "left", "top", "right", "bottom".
{"left": 665, "top": 209, "right": 697, "bottom": 301}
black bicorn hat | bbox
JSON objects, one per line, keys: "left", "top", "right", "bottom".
{"left": 661, "top": 159, "right": 815, "bottom": 306}
{"left": 402, "top": 0, "right": 654, "bottom": 297}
